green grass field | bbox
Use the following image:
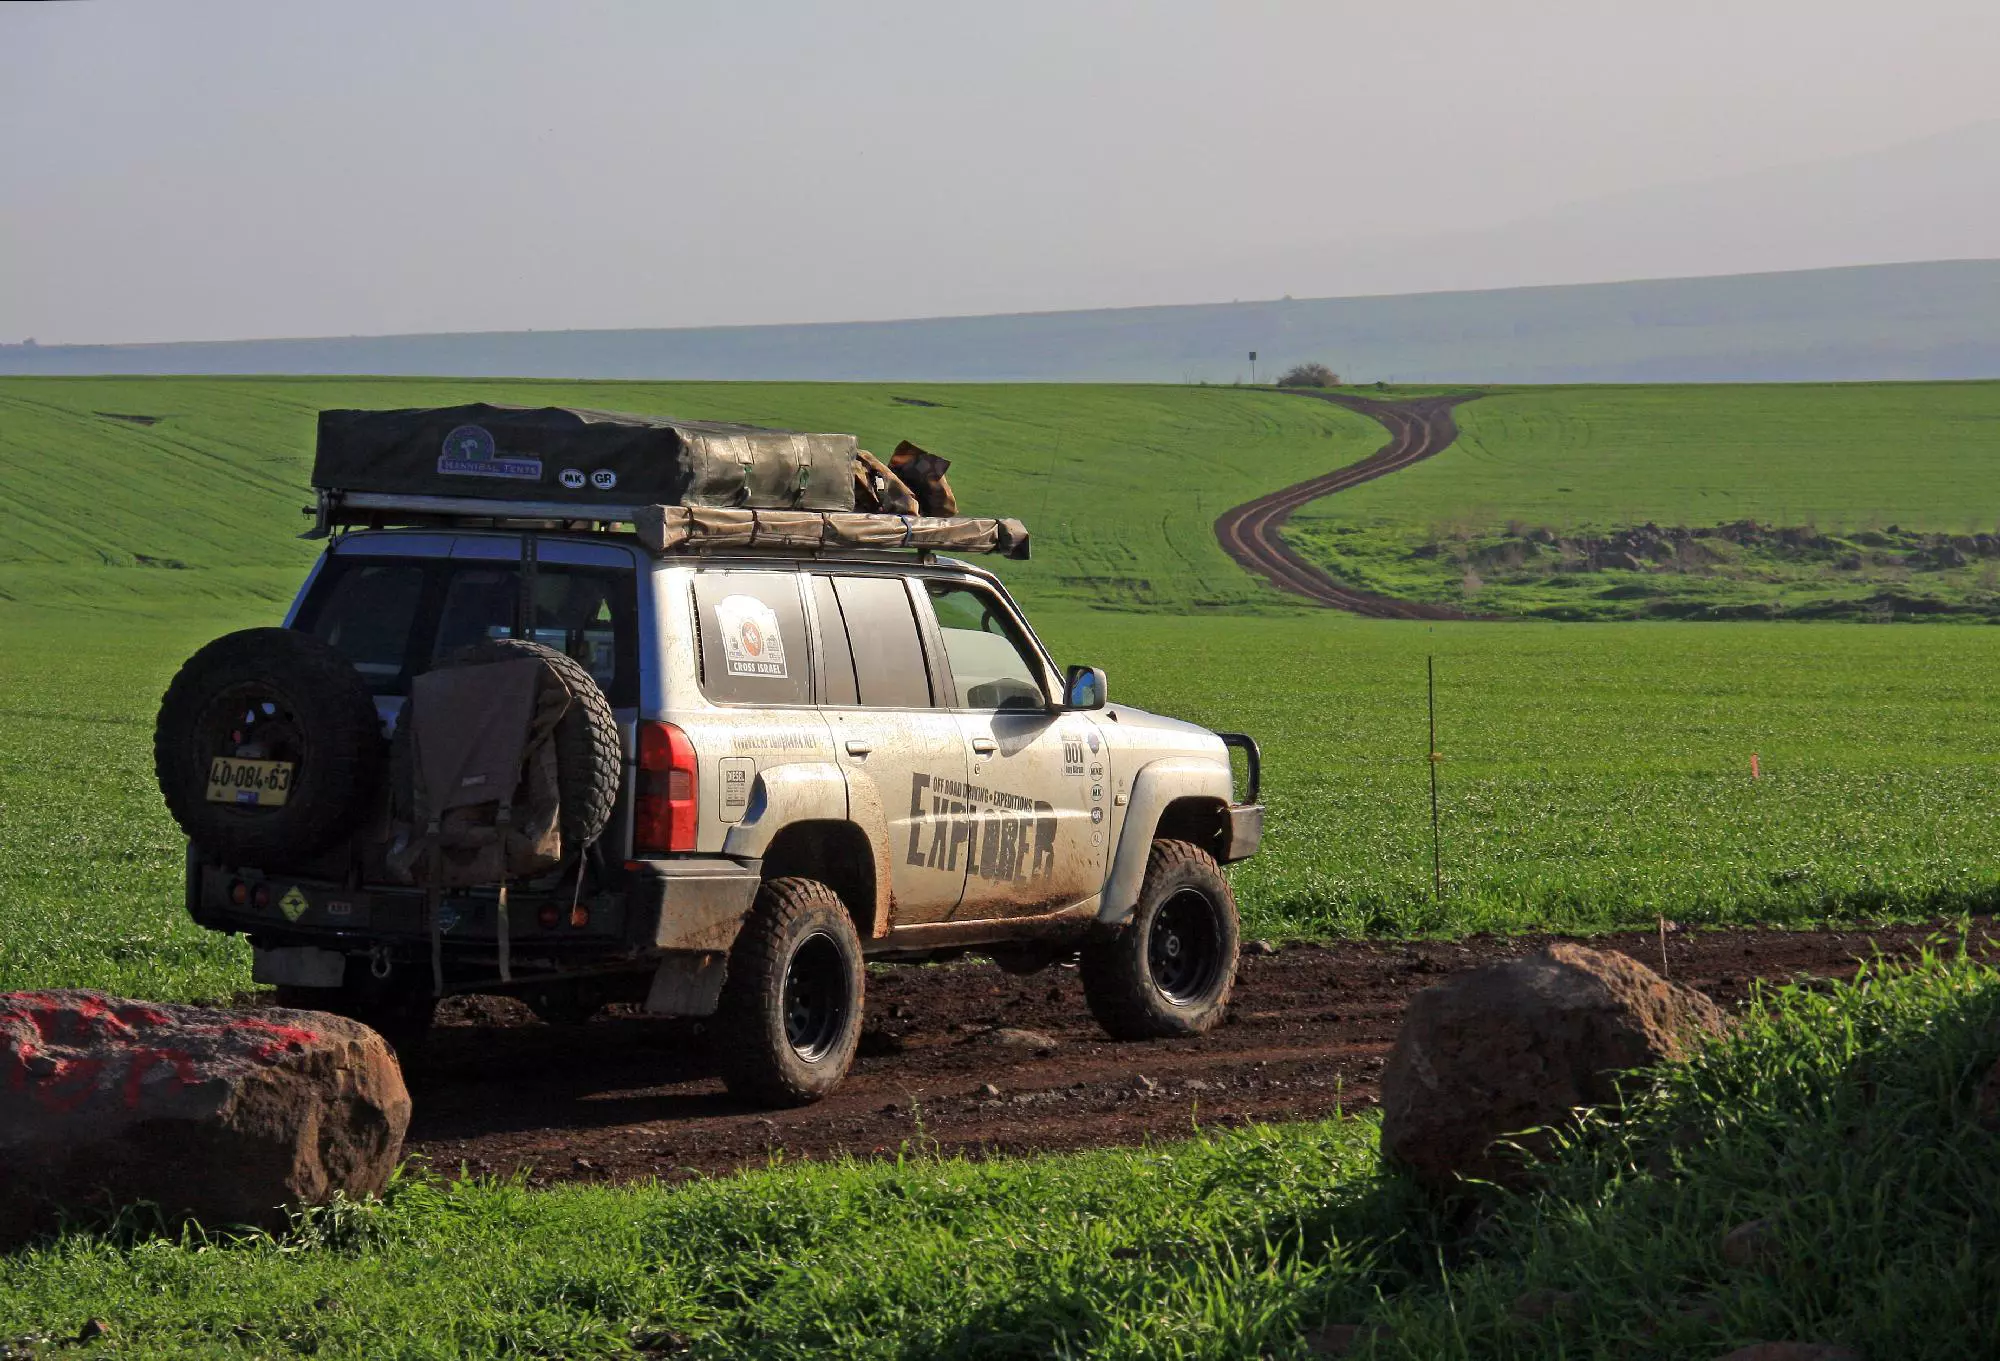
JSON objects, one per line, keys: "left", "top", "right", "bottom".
{"left": 1286, "top": 382, "right": 2000, "bottom": 620}
{"left": 6, "top": 378, "right": 2000, "bottom": 1004}
{"left": 6, "top": 376, "right": 2000, "bottom": 1356}
{"left": 0, "top": 376, "right": 1381, "bottom": 616}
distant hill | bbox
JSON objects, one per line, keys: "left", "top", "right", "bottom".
{"left": 5, "top": 259, "right": 1999, "bottom": 384}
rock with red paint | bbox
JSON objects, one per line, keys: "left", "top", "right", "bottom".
{"left": 0, "top": 990, "right": 410, "bottom": 1244}
{"left": 1379, "top": 944, "right": 1727, "bottom": 1192}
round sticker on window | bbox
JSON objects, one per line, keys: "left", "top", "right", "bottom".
{"left": 714, "top": 595, "right": 789, "bottom": 678}
{"left": 590, "top": 468, "right": 618, "bottom": 491}
{"left": 559, "top": 468, "right": 587, "bottom": 490}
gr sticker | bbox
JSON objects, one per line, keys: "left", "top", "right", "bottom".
{"left": 590, "top": 468, "right": 618, "bottom": 490}
{"left": 559, "top": 468, "right": 588, "bottom": 490}
{"left": 713, "top": 594, "right": 789, "bottom": 678}
{"left": 437, "top": 424, "right": 543, "bottom": 482}
{"left": 905, "top": 773, "right": 1057, "bottom": 886}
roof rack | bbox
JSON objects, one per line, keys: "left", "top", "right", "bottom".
{"left": 304, "top": 489, "right": 1031, "bottom": 560}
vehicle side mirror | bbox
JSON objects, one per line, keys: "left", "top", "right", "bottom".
{"left": 1062, "top": 665, "right": 1108, "bottom": 711}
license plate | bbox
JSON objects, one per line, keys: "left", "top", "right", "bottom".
{"left": 205, "top": 756, "right": 294, "bottom": 807}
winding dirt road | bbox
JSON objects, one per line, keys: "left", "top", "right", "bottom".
{"left": 1215, "top": 392, "right": 1482, "bottom": 617}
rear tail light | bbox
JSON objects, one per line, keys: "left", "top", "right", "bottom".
{"left": 634, "top": 721, "right": 698, "bottom": 855}
{"left": 251, "top": 883, "right": 272, "bottom": 910}
{"left": 229, "top": 879, "right": 249, "bottom": 907}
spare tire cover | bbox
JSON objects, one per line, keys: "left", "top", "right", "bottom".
{"left": 154, "top": 628, "right": 385, "bottom": 865}
{"left": 392, "top": 637, "right": 621, "bottom": 854}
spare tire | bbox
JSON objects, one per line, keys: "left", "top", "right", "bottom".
{"left": 392, "top": 638, "right": 620, "bottom": 854}
{"left": 154, "top": 628, "right": 385, "bottom": 865}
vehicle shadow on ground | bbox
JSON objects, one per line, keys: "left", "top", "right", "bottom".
{"left": 405, "top": 1015, "right": 753, "bottom": 1138}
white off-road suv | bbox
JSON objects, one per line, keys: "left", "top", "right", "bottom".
{"left": 162, "top": 425, "right": 1261, "bottom": 1107}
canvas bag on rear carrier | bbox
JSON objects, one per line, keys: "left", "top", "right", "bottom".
{"left": 387, "top": 658, "right": 568, "bottom": 992}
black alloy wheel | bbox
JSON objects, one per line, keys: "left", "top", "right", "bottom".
{"left": 1147, "top": 887, "right": 1227, "bottom": 1006}
{"left": 782, "top": 930, "right": 851, "bottom": 1063}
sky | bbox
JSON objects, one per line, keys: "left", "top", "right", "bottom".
{"left": 5, "top": 0, "right": 2000, "bottom": 345}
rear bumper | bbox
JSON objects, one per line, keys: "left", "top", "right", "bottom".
{"left": 1225, "top": 803, "right": 1264, "bottom": 862}
{"left": 187, "top": 851, "right": 761, "bottom": 966}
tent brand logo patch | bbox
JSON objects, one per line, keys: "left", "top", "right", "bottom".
{"left": 278, "top": 886, "right": 309, "bottom": 922}
{"left": 438, "top": 424, "right": 543, "bottom": 482}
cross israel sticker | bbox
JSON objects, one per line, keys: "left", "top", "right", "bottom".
{"left": 437, "top": 424, "right": 543, "bottom": 481}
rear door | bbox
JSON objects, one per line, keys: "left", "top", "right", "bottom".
{"left": 807, "top": 571, "right": 971, "bottom": 926}
{"left": 916, "top": 576, "right": 1107, "bottom": 919}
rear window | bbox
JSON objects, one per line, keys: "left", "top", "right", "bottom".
{"left": 692, "top": 570, "right": 811, "bottom": 706}
{"left": 298, "top": 555, "right": 639, "bottom": 705}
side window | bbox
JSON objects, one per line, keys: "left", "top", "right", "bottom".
{"left": 693, "top": 570, "right": 811, "bottom": 705}
{"left": 810, "top": 576, "right": 860, "bottom": 706}
{"left": 831, "top": 575, "right": 933, "bottom": 708}
{"left": 924, "top": 581, "right": 1046, "bottom": 711}
{"left": 306, "top": 562, "right": 425, "bottom": 684}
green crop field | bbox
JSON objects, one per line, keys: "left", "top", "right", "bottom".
{"left": 1286, "top": 381, "right": 2000, "bottom": 621}
{"left": 0, "top": 376, "right": 1381, "bottom": 617}
{"left": 5, "top": 377, "right": 2000, "bottom": 1005}
{"left": 6, "top": 376, "right": 2000, "bottom": 1356}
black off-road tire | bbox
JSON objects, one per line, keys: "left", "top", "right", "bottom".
{"left": 393, "top": 637, "right": 620, "bottom": 852}
{"left": 713, "top": 878, "right": 866, "bottom": 1108}
{"left": 154, "top": 628, "right": 384, "bottom": 865}
{"left": 273, "top": 976, "right": 436, "bottom": 1060}
{"left": 1080, "top": 839, "right": 1240, "bottom": 1040}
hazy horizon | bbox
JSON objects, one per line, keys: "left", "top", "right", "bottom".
{"left": 7, "top": 1, "right": 2000, "bottom": 346}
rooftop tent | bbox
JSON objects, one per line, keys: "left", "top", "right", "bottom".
{"left": 313, "top": 404, "right": 857, "bottom": 512}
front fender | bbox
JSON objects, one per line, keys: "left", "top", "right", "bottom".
{"left": 1098, "top": 756, "right": 1235, "bottom": 924}
{"left": 721, "top": 762, "right": 850, "bottom": 860}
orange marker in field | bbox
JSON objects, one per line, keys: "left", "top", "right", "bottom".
{"left": 1751, "top": 753, "right": 1761, "bottom": 781}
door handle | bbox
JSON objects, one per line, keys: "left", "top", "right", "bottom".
{"left": 844, "top": 739, "right": 873, "bottom": 757}
{"left": 970, "top": 737, "right": 998, "bottom": 755}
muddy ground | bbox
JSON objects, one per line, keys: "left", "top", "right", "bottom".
{"left": 404, "top": 923, "right": 1994, "bottom": 1188}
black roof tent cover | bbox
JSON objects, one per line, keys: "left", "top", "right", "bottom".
{"left": 313, "top": 404, "right": 857, "bottom": 512}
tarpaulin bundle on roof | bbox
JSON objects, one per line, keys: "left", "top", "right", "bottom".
{"left": 635, "top": 505, "right": 1030, "bottom": 560}
{"left": 314, "top": 404, "right": 857, "bottom": 511}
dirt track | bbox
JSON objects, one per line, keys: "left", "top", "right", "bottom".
{"left": 406, "top": 923, "right": 1986, "bottom": 1187}
{"left": 1214, "top": 392, "right": 1481, "bottom": 617}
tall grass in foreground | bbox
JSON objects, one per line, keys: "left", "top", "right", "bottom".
{"left": 1376, "top": 938, "right": 2000, "bottom": 1357}
{"left": 6, "top": 944, "right": 2000, "bottom": 1358}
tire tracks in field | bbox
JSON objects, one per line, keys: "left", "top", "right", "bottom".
{"left": 1215, "top": 391, "right": 1484, "bottom": 618}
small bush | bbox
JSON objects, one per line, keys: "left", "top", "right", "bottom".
{"left": 1276, "top": 362, "right": 1341, "bottom": 389}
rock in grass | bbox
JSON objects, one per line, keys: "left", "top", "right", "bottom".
{"left": 1302, "top": 1322, "right": 1392, "bottom": 1355}
{"left": 0, "top": 990, "right": 409, "bottom": 1245}
{"left": 1380, "top": 944, "right": 1727, "bottom": 1192}
{"left": 1511, "top": 1287, "right": 1585, "bottom": 1320}
{"left": 1721, "top": 1217, "right": 1779, "bottom": 1272}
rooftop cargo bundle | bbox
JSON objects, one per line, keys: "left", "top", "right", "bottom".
{"left": 306, "top": 404, "right": 1028, "bottom": 558}
{"left": 314, "top": 404, "right": 856, "bottom": 511}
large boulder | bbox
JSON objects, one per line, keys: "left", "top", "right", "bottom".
{"left": 1380, "top": 944, "right": 1726, "bottom": 1192}
{"left": 1, "top": 990, "right": 410, "bottom": 1244}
